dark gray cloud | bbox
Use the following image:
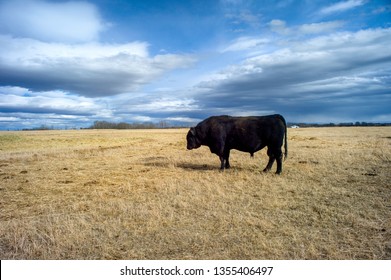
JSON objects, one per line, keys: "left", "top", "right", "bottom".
{"left": 190, "top": 28, "right": 391, "bottom": 123}
{"left": 0, "top": 36, "right": 195, "bottom": 97}
{"left": 0, "top": 105, "right": 91, "bottom": 116}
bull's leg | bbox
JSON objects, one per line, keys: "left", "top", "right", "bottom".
{"left": 224, "top": 149, "right": 231, "bottom": 169}
{"left": 265, "top": 146, "right": 283, "bottom": 174}
{"left": 219, "top": 156, "right": 225, "bottom": 170}
{"left": 275, "top": 150, "right": 283, "bottom": 175}
{"left": 263, "top": 148, "right": 275, "bottom": 172}
{"left": 263, "top": 157, "right": 275, "bottom": 172}
{"left": 218, "top": 157, "right": 230, "bottom": 170}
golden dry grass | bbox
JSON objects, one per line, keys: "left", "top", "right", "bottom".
{"left": 0, "top": 127, "right": 390, "bottom": 259}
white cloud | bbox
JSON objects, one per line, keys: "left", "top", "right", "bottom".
{"left": 0, "top": 86, "right": 101, "bottom": 114}
{"left": 222, "top": 36, "right": 270, "bottom": 52}
{"left": 198, "top": 62, "right": 264, "bottom": 90}
{"left": 166, "top": 117, "right": 201, "bottom": 123}
{"left": 132, "top": 98, "right": 199, "bottom": 113}
{"left": 234, "top": 10, "right": 260, "bottom": 27}
{"left": 0, "top": 0, "right": 106, "bottom": 43}
{"left": 269, "top": 19, "right": 344, "bottom": 35}
{"left": 0, "top": 117, "right": 19, "bottom": 122}
{"left": 0, "top": 85, "right": 118, "bottom": 129}
{"left": 292, "top": 75, "right": 385, "bottom": 95}
{"left": 222, "top": 0, "right": 261, "bottom": 31}
{"left": 269, "top": 19, "right": 289, "bottom": 35}
{"left": 0, "top": 35, "right": 149, "bottom": 63}
{"left": 0, "top": 35, "right": 195, "bottom": 97}
{"left": 132, "top": 116, "right": 153, "bottom": 122}
{"left": 320, "top": 0, "right": 366, "bottom": 15}
{"left": 298, "top": 21, "right": 345, "bottom": 34}
{"left": 219, "top": 28, "right": 391, "bottom": 87}
{"left": 296, "top": 28, "right": 391, "bottom": 53}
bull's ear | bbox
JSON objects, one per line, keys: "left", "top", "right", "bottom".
{"left": 190, "top": 127, "right": 196, "bottom": 136}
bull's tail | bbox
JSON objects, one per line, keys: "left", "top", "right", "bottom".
{"left": 276, "top": 114, "right": 288, "bottom": 160}
{"left": 284, "top": 120, "right": 288, "bottom": 160}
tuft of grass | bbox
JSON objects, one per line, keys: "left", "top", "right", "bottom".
{"left": 0, "top": 128, "right": 390, "bottom": 259}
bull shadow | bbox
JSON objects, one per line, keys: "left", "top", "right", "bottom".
{"left": 140, "top": 156, "right": 248, "bottom": 171}
{"left": 177, "top": 162, "right": 246, "bottom": 171}
{"left": 176, "top": 162, "right": 216, "bottom": 171}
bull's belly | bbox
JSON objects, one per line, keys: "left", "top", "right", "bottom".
{"left": 230, "top": 143, "right": 265, "bottom": 154}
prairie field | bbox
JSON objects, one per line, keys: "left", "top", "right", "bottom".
{"left": 0, "top": 127, "right": 390, "bottom": 260}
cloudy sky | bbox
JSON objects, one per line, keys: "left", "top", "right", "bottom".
{"left": 0, "top": 0, "right": 390, "bottom": 129}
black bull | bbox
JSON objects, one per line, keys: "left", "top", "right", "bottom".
{"left": 186, "top": 114, "right": 288, "bottom": 174}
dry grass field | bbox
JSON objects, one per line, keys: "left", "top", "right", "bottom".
{"left": 0, "top": 127, "right": 390, "bottom": 260}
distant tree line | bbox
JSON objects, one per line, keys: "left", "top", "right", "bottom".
{"left": 288, "top": 122, "right": 391, "bottom": 128}
{"left": 22, "top": 125, "right": 54, "bottom": 131}
{"left": 87, "top": 120, "right": 174, "bottom": 129}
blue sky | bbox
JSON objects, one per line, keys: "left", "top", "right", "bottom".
{"left": 0, "top": 0, "right": 390, "bottom": 129}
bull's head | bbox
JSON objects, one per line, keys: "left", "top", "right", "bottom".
{"left": 186, "top": 127, "right": 201, "bottom": 150}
